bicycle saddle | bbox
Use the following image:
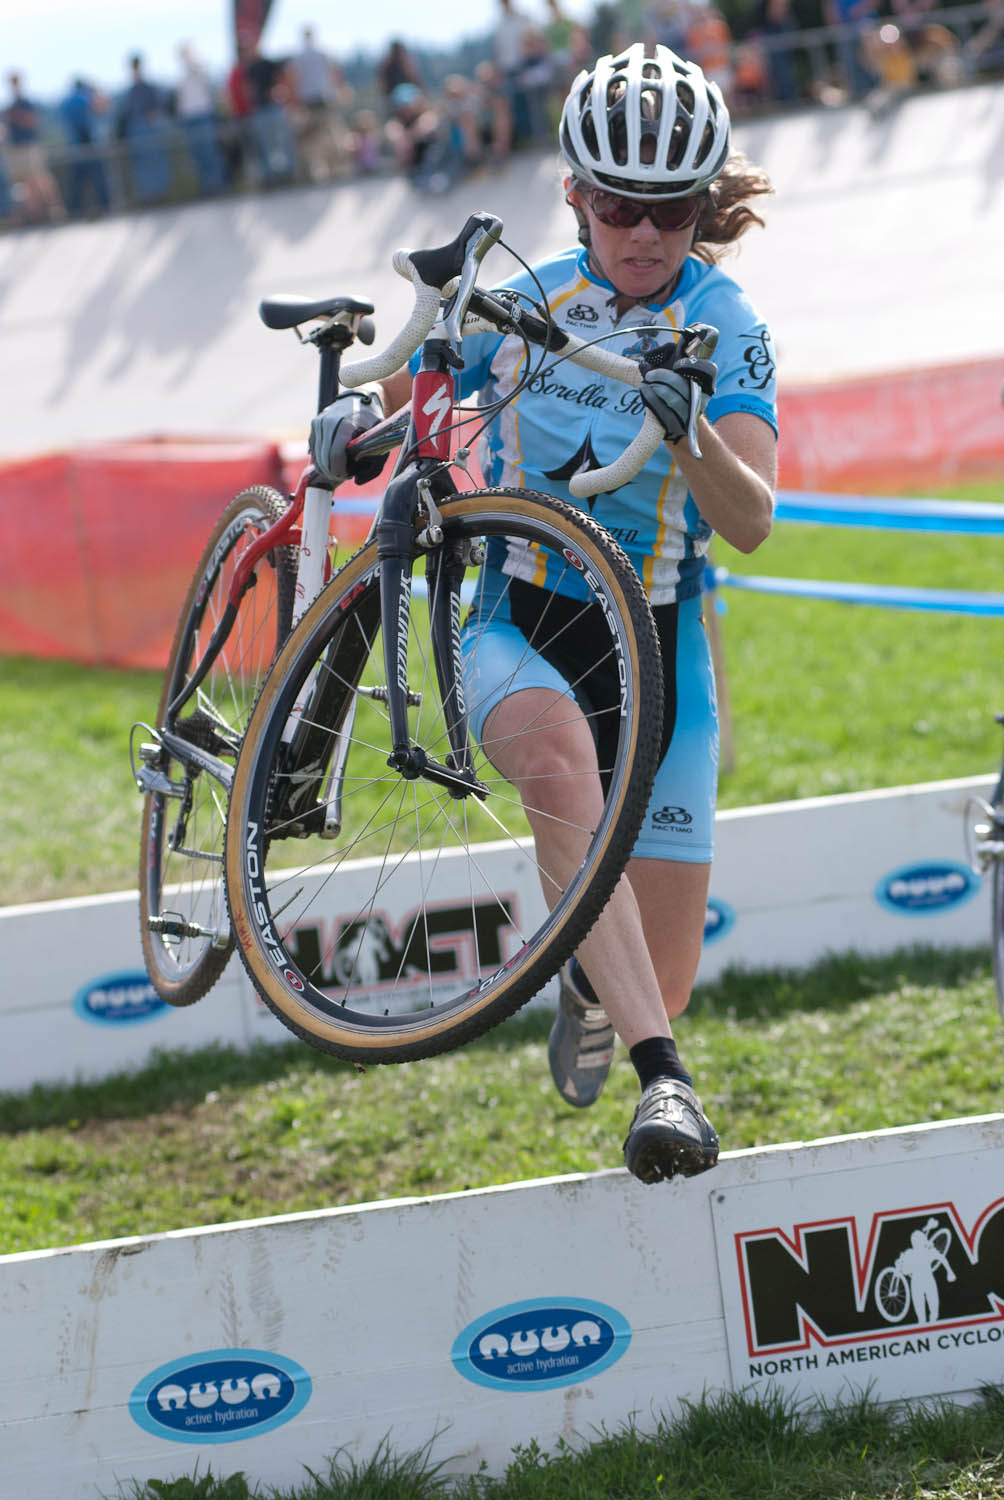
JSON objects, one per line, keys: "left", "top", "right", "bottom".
{"left": 258, "top": 293, "right": 375, "bottom": 331}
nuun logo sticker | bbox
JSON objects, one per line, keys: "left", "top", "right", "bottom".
{"left": 130, "top": 1349, "right": 311, "bottom": 1444}
{"left": 73, "top": 971, "right": 168, "bottom": 1026}
{"left": 452, "top": 1298, "right": 630, "bottom": 1391}
{"left": 875, "top": 862, "right": 979, "bottom": 917}
{"left": 704, "top": 899, "right": 735, "bottom": 945}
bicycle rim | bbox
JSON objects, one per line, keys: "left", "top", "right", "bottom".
{"left": 140, "top": 485, "right": 296, "bottom": 1004}
{"left": 226, "top": 488, "right": 662, "bottom": 1062}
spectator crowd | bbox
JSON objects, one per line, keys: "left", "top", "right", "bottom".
{"left": 2, "top": 0, "right": 1002, "bottom": 224}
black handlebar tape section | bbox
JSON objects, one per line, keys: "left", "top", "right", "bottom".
{"left": 466, "top": 288, "right": 571, "bottom": 353}
{"left": 409, "top": 213, "right": 498, "bottom": 291}
{"left": 639, "top": 340, "right": 685, "bottom": 373}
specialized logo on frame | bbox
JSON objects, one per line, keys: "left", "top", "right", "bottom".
{"left": 731, "top": 1196, "right": 1004, "bottom": 1386}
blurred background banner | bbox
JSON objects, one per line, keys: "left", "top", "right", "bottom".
{"left": 233, "top": 0, "right": 275, "bottom": 51}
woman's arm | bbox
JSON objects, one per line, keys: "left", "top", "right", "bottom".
{"left": 377, "top": 365, "right": 413, "bottom": 416}
{"left": 668, "top": 410, "right": 776, "bottom": 555}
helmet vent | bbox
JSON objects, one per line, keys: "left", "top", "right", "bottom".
{"left": 558, "top": 42, "right": 731, "bottom": 200}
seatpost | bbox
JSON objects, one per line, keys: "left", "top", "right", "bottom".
{"left": 316, "top": 344, "right": 342, "bottom": 413}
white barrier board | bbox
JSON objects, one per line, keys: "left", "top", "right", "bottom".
{"left": 2, "top": 1113, "right": 1001, "bottom": 1500}
{"left": 0, "top": 776, "right": 993, "bottom": 1094}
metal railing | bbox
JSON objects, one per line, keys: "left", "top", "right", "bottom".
{"left": 1, "top": 2, "right": 999, "bottom": 226}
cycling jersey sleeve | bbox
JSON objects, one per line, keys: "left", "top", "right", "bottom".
{"left": 703, "top": 285, "right": 778, "bottom": 434}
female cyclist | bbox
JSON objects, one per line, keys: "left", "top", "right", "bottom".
{"left": 316, "top": 43, "right": 777, "bottom": 1184}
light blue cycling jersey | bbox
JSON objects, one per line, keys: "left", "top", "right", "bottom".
{"left": 454, "top": 244, "right": 778, "bottom": 605}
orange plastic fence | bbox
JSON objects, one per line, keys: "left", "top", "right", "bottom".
{"left": 1, "top": 359, "right": 1001, "bottom": 670}
{"left": 0, "top": 438, "right": 284, "bottom": 670}
{"left": 776, "top": 355, "right": 1004, "bottom": 491}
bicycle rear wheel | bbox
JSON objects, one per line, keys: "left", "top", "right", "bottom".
{"left": 225, "top": 487, "right": 662, "bottom": 1063}
{"left": 139, "top": 485, "right": 297, "bottom": 1005}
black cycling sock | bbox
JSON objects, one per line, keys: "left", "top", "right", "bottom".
{"left": 570, "top": 955, "right": 600, "bottom": 1004}
{"left": 629, "top": 1036, "right": 693, "bottom": 1091}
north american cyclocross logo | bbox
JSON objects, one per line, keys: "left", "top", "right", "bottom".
{"left": 736, "top": 1197, "right": 1004, "bottom": 1378}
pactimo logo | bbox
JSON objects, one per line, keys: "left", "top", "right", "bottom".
{"left": 652, "top": 805, "right": 692, "bottom": 829}
{"left": 73, "top": 971, "right": 168, "bottom": 1026}
{"left": 875, "top": 861, "right": 979, "bottom": 916}
{"left": 703, "top": 899, "right": 735, "bottom": 945}
{"left": 130, "top": 1349, "right": 311, "bottom": 1444}
{"left": 452, "top": 1297, "right": 631, "bottom": 1392}
{"left": 735, "top": 1198, "right": 1004, "bottom": 1374}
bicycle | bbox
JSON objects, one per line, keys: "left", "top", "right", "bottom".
{"left": 967, "top": 712, "right": 1004, "bottom": 1022}
{"left": 131, "top": 290, "right": 386, "bottom": 1005}
{"left": 223, "top": 210, "right": 713, "bottom": 1064}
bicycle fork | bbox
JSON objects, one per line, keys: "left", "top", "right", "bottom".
{"left": 378, "top": 472, "right": 485, "bottom": 800}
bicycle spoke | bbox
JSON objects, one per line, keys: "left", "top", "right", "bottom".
{"left": 226, "top": 489, "right": 661, "bottom": 1057}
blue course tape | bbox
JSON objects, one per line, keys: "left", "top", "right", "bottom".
{"left": 340, "top": 491, "right": 1004, "bottom": 531}
{"left": 775, "top": 492, "right": 1004, "bottom": 534}
{"left": 332, "top": 497, "right": 381, "bottom": 514}
{"left": 714, "top": 569, "right": 1004, "bottom": 616}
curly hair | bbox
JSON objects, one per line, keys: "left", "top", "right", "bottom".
{"left": 565, "top": 151, "right": 772, "bottom": 265}
{"left": 692, "top": 151, "right": 773, "bottom": 264}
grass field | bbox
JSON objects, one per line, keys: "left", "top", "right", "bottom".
{"left": 8, "top": 944, "right": 1004, "bottom": 1499}
{"left": 1, "top": 478, "right": 1001, "bottom": 907}
{"left": 3, "top": 944, "right": 1000, "bottom": 1255}
{"left": 3, "top": 479, "right": 1004, "bottom": 1500}
{"left": 108, "top": 1386, "right": 1004, "bottom": 1498}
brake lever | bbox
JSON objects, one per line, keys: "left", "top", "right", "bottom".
{"left": 442, "top": 217, "right": 504, "bottom": 346}
{"left": 686, "top": 383, "right": 704, "bottom": 460}
{"left": 682, "top": 323, "right": 718, "bottom": 459}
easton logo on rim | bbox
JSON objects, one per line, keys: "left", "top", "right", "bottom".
{"left": 130, "top": 1349, "right": 311, "bottom": 1444}
{"left": 452, "top": 1298, "right": 631, "bottom": 1391}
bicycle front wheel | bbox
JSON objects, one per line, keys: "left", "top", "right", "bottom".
{"left": 225, "top": 487, "right": 662, "bottom": 1062}
{"left": 139, "top": 485, "right": 297, "bottom": 1005}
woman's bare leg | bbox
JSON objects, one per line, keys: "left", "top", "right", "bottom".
{"left": 482, "top": 687, "right": 670, "bottom": 1047}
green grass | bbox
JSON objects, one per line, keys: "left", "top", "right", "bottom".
{"left": 2, "top": 479, "right": 1001, "bottom": 907}
{"left": 6, "top": 479, "right": 1004, "bottom": 1499}
{"left": 2, "top": 944, "right": 999, "bottom": 1257}
{"left": 106, "top": 1386, "right": 1004, "bottom": 1499}
{"left": 710, "top": 478, "right": 1004, "bottom": 806}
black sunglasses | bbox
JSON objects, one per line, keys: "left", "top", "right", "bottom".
{"left": 582, "top": 186, "right": 703, "bottom": 232}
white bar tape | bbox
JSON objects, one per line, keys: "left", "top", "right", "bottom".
{"left": 339, "top": 254, "right": 441, "bottom": 388}
{"left": 569, "top": 409, "right": 665, "bottom": 498}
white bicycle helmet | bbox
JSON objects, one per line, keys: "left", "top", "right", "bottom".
{"left": 559, "top": 42, "right": 731, "bottom": 200}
